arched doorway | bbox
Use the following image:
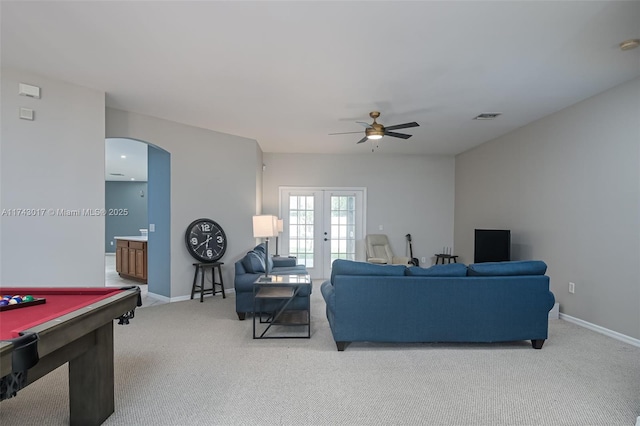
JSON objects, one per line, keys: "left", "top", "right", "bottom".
{"left": 105, "top": 138, "right": 171, "bottom": 300}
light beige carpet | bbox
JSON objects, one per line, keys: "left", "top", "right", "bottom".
{"left": 1, "top": 283, "right": 639, "bottom": 425}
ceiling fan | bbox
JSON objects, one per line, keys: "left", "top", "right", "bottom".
{"left": 329, "top": 111, "right": 420, "bottom": 145}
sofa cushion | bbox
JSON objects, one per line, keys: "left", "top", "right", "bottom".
{"left": 467, "top": 260, "right": 547, "bottom": 276}
{"left": 331, "top": 259, "right": 406, "bottom": 284}
{"left": 242, "top": 250, "right": 266, "bottom": 273}
{"left": 405, "top": 263, "right": 468, "bottom": 277}
{"left": 252, "top": 243, "right": 274, "bottom": 271}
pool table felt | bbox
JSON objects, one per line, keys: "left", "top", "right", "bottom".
{"left": 0, "top": 288, "right": 123, "bottom": 340}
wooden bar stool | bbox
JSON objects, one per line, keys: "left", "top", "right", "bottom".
{"left": 191, "top": 262, "right": 225, "bottom": 302}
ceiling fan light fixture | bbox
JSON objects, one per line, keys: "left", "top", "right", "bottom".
{"left": 619, "top": 39, "right": 639, "bottom": 51}
{"left": 365, "top": 128, "right": 384, "bottom": 140}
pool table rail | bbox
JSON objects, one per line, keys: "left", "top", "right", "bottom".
{"left": 0, "top": 286, "right": 141, "bottom": 426}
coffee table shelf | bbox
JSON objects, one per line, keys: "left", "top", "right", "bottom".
{"left": 253, "top": 274, "right": 311, "bottom": 339}
{"left": 271, "top": 310, "right": 309, "bottom": 325}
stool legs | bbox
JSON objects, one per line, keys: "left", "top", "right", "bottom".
{"left": 200, "top": 267, "right": 206, "bottom": 302}
{"left": 191, "top": 263, "right": 226, "bottom": 302}
{"left": 191, "top": 266, "right": 199, "bottom": 300}
{"left": 215, "top": 265, "right": 226, "bottom": 299}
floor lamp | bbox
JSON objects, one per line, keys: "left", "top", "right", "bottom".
{"left": 275, "top": 218, "right": 284, "bottom": 256}
{"left": 252, "top": 215, "right": 278, "bottom": 282}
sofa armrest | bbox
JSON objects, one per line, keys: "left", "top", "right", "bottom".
{"left": 273, "top": 256, "right": 296, "bottom": 267}
{"left": 234, "top": 260, "right": 247, "bottom": 275}
{"left": 320, "top": 280, "right": 335, "bottom": 310}
{"left": 392, "top": 256, "right": 411, "bottom": 265}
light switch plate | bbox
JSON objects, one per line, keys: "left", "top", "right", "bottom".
{"left": 19, "top": 108, "right": 34, "bottom": 120}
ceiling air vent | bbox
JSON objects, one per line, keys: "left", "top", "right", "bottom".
{"left": 109, "top": 173, "right": 125, "bottom": 176}
{"left": 473, "top": 113, "right": 502, "bottom": 120}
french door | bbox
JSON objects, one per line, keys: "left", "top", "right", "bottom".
{"left": 279, "top": 188, "right": 366, "bottom": 279}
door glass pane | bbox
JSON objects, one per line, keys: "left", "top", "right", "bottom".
{"left": 329, "top": 195, "right": 356, "bottom": 264}
{"left": 288, "top": 195, "right": 314, "bottom": 268}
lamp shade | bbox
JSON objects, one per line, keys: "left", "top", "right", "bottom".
{"left": 277, "top": 219, "right": 284, "bottom": 233}
{"left": 253, "top": 215, "right": 278, "bottom": 238}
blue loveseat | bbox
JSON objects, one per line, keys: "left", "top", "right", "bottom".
{"left": 234, "top": 244, "right": 308, "bottom": 320}
{"left": 321, "top": 259, "right": 555, "bottom": 351}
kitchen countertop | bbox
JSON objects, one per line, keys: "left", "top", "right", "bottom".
{"left": 114, "top": 236, "right": 148, "bottom": 242}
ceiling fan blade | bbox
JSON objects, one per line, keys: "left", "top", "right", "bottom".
{"left": 356, "top": 121, "right": 373, "bottom": 128}
{"left": 384, "top": 131, "right": 412, "bottom": 139}
{"left": 329, "top": 131, "right": 365, "bottom": 135}
{"left": 356, "top": 136, "right": 369, "bottom": 144}
{"left": 384, "top": 122, "right": 419, "bottom": 131}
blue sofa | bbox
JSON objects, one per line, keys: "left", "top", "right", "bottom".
{"left": 234, "top": 244, "right": 308, "bottom": 320}
{"left": 321, "top": 259, "right": 555, "bottom": 351}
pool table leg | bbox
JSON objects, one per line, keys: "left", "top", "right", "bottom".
{"left": 68, "top": 322, "right": 115, "bottom": 426}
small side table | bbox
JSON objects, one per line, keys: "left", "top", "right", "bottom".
{"left": 435, "top": 254, "right": 458, "bottom": 264}
{"left": 191, "top": 262, "right": 225, "bottom": 302}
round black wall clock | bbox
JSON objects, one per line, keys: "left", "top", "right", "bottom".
{"left": 185, "top": 218, "right": 227, "bottom": 262}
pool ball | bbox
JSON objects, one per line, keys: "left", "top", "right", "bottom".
{"left": 8, "top": 298, "right": 19, "bottom": 305}
{"left": 23, "top": 295, "right": 34, "bottom": 302}
{"left": 12, "top": 296, "right": 23, "bottom": 303}
{"left": 0, "top": 299, "right": 8, "bottom": 306}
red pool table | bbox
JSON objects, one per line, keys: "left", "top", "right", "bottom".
{"left": 0, "top": 286, "right": 141, "bottom": 426}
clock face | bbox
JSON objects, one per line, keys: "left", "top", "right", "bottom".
{"left": 185, "top": 218, "right": 227, "bottom": 262}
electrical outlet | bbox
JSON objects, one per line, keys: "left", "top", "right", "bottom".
{"left": 379, "top": 225, "right": 383, "bottom": 231}
{"left": 421, "top": 257, "right": 426, "bottom": 264}
{"left": 568, "top": 282, "right": 575, "bottom": 294}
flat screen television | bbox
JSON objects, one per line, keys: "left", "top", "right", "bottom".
{"left": 474, "top": 229, "right": 511, "bottom": 263}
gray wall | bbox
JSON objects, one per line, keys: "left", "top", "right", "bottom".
{"left": 106, "top": 108, "right": 261, "bottom": 299}
{"left": 262, "top": 153, "right": 455, "bottom": 265}
{"left": 1, "top": 68, "right": 106, "bottom": 286}
{"left": 105, "top": 181, "right": 148, "bottom": 253}
{"left": 454, "top": 77, "right": 640, "bottom": 340}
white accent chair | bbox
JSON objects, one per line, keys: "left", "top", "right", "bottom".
{"left": 365, "top": 234, "right": 411, "bottom": 265}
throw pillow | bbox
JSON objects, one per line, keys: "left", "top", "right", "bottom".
{"left": 242, "top": 250, "right": 266, "bottom": 273}
{"left": 467, "top": 260, "right": 547, "bottom": 276}
{"left": 405, "top": 263, "right": 468, "bottom": 277}
{"left": 331, "top": 259, "right": 406, "bottom": 284}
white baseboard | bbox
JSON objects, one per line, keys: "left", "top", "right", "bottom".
{"left": 559, "top": 313, "right": 640, "bottom": 348}
{"left": 147, "top": 292, "right": 171, "bottom": 303}
{"left": 148, "top": 288, "right": 235, "bottom": 304}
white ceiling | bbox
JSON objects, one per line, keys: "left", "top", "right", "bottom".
{"left": 105, "top": 138, "right": 148, "bottom": 182}
{"left": 2, "top": 1, "right": 639, "bottom": 158}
